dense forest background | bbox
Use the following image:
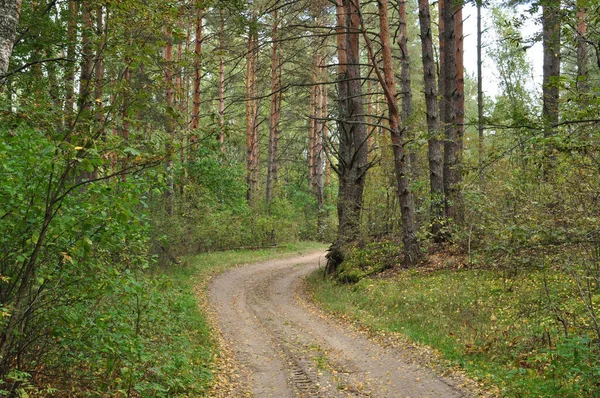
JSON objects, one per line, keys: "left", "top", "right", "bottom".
{"left": 1, "top": 0, "right": 599, "bottom": 395}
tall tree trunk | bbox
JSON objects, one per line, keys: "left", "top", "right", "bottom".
{"left": 324, "top": 84, "right": 331, "bottom": 188}
{"left": 64, "top": 1, "right": 78, "bottom": 123}
{"left": 373, "top": 0, "right": 421, "bottom": 265}
{"left": 218, "top": 10, "right": 225, "bottom": 146}
{"left": 397, "top": 0, "right": 416, "bottom": 176}
{"left": 477, "top": 0, "right": 484, "bottom": 177}
{"left": 441, "top": 0, "right": 462, "bottom": 224}
{"left": 95, "top": 6, "right": 105, "bottom": 134}
{"left": 315, "top": 52, "right": 325, "bottom": 209}
{"left": 453, "top": 2, "right": 464, "bottom": 222}
{"left": 267, "top": 10, "right": 281, "bottom": 204}
{"left": 418, "top": 0, "right": 444, "bottom": 241}
{"left": 541, "top": 0, "right": 561, "bottom": 175}
{"left": 542, "top": 0, "right": 560, "bottom": 126}
{"left": 575, "top": 0, "right": 588, "bottom": 96}
{"left": 334, "top": 0, "right": 369, "bottom": 246}
{"left": 191, "top": 7, "right": 202, "bottom": 145}
{"left": 245, "top": 19, "right": 259, "bottom": 201}
{"left": 164, "top": 29, "right": 175, "bottom": 216}
{"left": 120, "top": 64, "right": 131, "bottom": 181}
{"left": 92, "top": 5, "right": 104, "bottom": 180}
{"left": 79, "top": 1, "right": 94, "bottom": 114}
{"left": 438, "top": 0, "right": 445, "bottom": 132}
{"left": 76, "top": 1, "right": 94, "bottom": 184}
{"left": 309, "top": 54, "right": 317, "bottom": 191}
{"left": 0, "top": 0, "right": 22, "bottom": 76}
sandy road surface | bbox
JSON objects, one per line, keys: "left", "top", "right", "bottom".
{"left": 209, "top": 250, "right": 470, "bottom": 398}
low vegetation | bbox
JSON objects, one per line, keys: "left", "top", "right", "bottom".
{"left": 308, "top": 244, "right": 600, "bottom": 397}
{"left": 14, "top": 243, "right": 322, "bottom": 396}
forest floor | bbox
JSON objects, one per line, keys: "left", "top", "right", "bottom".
{"left": 207, "top": 250, "right": 482, "bottom": 397}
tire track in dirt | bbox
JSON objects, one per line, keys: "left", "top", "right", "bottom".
{"left": 209, "top": 250, "right": 470, "bottom": 397}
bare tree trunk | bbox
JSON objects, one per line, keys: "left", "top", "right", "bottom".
{"left": 95, "top": 6, "right": 105, "bottom": 134}
{"left": 120, "top": 65, "right": 131, "bottom": 181}
{"left": 64, "top": 1, "right": 78, "bottom": 120}
{"left": 309, "top": 54, "right": 317, "bottom": 191}
{"left": 315, "top": 52, "right": 325, "bottom": 209}
{"left": 218, "top": 10, "right": 225, "bottom": 146}
{"left": 542, "top": 0, "right": 561, "bottom": 126}
{"left": 477, "top": 0, "right": 484, "bottom": 178}
{"left": 397, "top": 0, "right": 416, "bottom": 176}
{"left": 92, "top": 5, "right": 104, "bottom": 180}
{"left": 441, "top": 0, "right": 462, "bottom": 224}
{"left": 324, "top": 85, "right": 331, "bottom": 188}
{"left": 267, "top": 10, "right": 281, "bottom": 204}
{"left": 576, "top": 1, "right": 588, "bottom": 96}
{"left": 245, "top": 19, "right": 259, "bottom": 201}
{"left": 164, "top": 28, "right": 175, "bottom": 216}
{"left": 438, "top": 0, "right": 445, "bottom": 133}
{"left": 453, "top": 2, "right": 464, "bottom": 223}
{"left": 191, "top": 7, "right": 202, "bottom": 145}
{"left": 372, "top": 0, "right": 421, "bottom": 265}
{"left": 334, "top": 0, "right": 369, "bottom": 245}
{"left": 75, "top": 1, "right": 94, "bottom": 184}
{"left": 0, "top": 0, "right": 22, "bottom": 76}
{"left": 79, "top": 1, "right": 94, "bottom": 114}
{"left": 418, "top": 0, "right": 444, "bottom": 241}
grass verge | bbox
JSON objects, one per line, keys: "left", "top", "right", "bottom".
{"left": 306, "top": 264, "right": 600, "bottom": 397}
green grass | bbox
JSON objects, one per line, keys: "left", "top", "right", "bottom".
{"left": 150, "top": 242, "right": 327, "bottom": 395}
{"left": 306, "top": 266, "right": 600, "bottom": 397}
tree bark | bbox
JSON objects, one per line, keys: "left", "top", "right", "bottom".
{"left": 164, "top": 28, "right": 175, "bottom": 216}
{"left": 78, "top": 1, "right": 94, "bottom": 114}
{"left": 542, "top": 0, "right": 560, "bottom": 126}
{"left": 191, "top": 7, "right": 202, "bottom": 145}
{"left": 218, "top": 10, "right": 225, "bottom": 146}
{"left": 575, "top": 0, "right": 588, "bottom": 96}
{"left": 418, "top": 0, "right": 444, "bottom": 241}
{"left": 477, "top": 0, "right": 484, "bottom": 178}
{"left": 245, "top": 18, "right": 259, "bottom": 201}
{"left": 64, "top": 1, "right": 78, "bottom": 120}
{"left": 441, "top": 0, "right": 463, "bottom": 224}
{"left": 267, "top": 10, "right": 281, "bottom": 204}
{"left": 95, "top": 6, "right": 105, "bottom": 132}
{"left": 0, "top": 0, "right": 22, "bottom": 77}
{"left": 397, "top": 0, "right": 416, "bottom": 176}
{"left": 309, "top": 55, "right": 317, "bottom": 190}
{"left": 334, "top": 0, "right": 369, "bottom": 245}
{"left": 315, "top": 52, "right": 325, "bottom": 209}
{"left": 374, "top": 0, "right": 421, "bottom": 265}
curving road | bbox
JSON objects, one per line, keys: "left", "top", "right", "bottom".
{"left": 209, "top": 250, "right": 469, "bottom": 397}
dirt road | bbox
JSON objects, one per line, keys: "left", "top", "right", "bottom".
{"left": 209, "top": 250, "right": 470, "bottom": 397}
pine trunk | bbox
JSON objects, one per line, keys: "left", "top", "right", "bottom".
{"left": 245, "top": 21, "right": 259, "bottom": 201}
{"left": 64, "top": 1, "right": 78, "bottom": 121}
{"left": 477, "top": 0, "right": 484, "bottom": 177}
{"left": 397, "top": 0, "right": 416, "bottom": 176}
{"left": 191, "top": 8, "right": 202, "bottom": 144}
{"left": 218, "top": 11, "right": 225, "bottom": 146}
{"left": 164, "top": 29, "right": 174, "bottom": 216}
{"left": 418, "top": 0, "right": 444, "bottom": 241}
{"left": 334, "top": 0, "right": 369, "bottom": 245}
{"left": 441, "top": 0, "right": 462, "bottom": 223}
{"left": 542, "top": 0, "right": 560, "bottom": 126}
{"left": 576, "top": 1, "right": 588, "bottom": 96}
{"left": 376, "top": 0, "right": 421, "bottom": 265}
{"left": 267, "top": 10, "right": 280, "bottom": 204}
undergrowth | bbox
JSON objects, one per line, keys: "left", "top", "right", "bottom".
{"left": 307, "top": 256, "right": 600, "bottom": 397}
